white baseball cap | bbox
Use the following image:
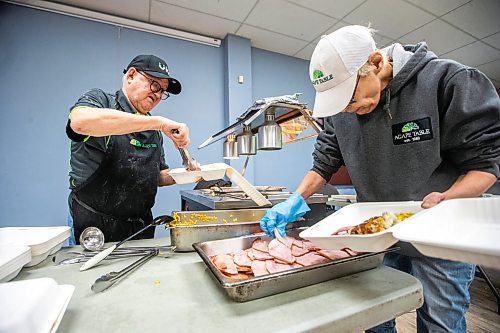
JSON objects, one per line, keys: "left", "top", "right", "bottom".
{"left": 309, "top": 25, "right": 376, "bottom": 118}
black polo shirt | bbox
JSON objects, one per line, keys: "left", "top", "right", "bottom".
{"left": 66, "top": 88, "right": 168, "bottom": 189}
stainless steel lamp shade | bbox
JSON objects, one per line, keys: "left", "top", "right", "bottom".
{"left": 237, "top": 125, "right": 256, "bottom": 155}
{"left": 257, "top": 112, "right": 282, "bottom": 150}
{"left": 223, "top": 134, "right": 239, "bottom": 159}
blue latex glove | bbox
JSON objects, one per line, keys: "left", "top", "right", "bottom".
{"left": 260, "top": 192, "right": 310, "bottom": 238}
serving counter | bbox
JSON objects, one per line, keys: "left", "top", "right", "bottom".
{"left": 15, "top": 238, "right": 423, "bottom": 333}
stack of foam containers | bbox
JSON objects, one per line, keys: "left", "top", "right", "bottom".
{"left": 0, "top": 226, "right": 71, "bottom": 281}
{"left": 0, "top": 245, "right": 32, "bottom": 282}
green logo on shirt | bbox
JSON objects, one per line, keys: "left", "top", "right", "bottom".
{"left": 401, "top": 122, "right": 419, "bottom": 133}
{"left": 130, "top": 138, "right": 158, "bottom": 149}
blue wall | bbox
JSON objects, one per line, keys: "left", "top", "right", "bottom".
{"left": 0, "top": 3, "right": 316, "bottom": 236}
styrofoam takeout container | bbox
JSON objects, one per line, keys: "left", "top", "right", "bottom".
{"left": 300, "top": 197, "right": 500, "bottom": 269}
{"left": 393, "top": 197, "right": 500, "bottom": 268}
{"left": 0, "top": 277, "right": 74, "bottom": 333}
{"left": 168, "top": 163, "right": 228, "bottom": 184}
{"left": 0, "top": 227, "right": 71, "bottom": 266}
{"left": 299, "top": 201, "right": 424, "bottom": 252}
{"left": 168, "top": 163, "right": 271, "bottom": 206}
{"left": 0, "top": 245, "right": 31, "bottom": 282}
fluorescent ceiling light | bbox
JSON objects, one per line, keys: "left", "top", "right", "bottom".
{"left": 5, "top": 0, "right": 221, "bottom": 47}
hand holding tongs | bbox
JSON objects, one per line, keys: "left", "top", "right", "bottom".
{"left": 171, "top": 129, "right": 200, "bottom": 171}
{"left": 91, "top": 249, "right": 158, "bottom": 293}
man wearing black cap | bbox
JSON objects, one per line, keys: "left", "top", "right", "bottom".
{"left": 66, "top": 54, "right": 189, "bottom": 244}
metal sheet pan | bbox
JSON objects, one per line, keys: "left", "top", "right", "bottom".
{"left": 193, "top": 229, "right": 396, "bottom": 302}
{"left": 169, "top": 209, "right": 316, "bottom": 252}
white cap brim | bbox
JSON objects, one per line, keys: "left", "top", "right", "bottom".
{"left": 312, "top": 74, "right": 357, "bottom": 118}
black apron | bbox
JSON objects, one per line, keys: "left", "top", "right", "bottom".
{"left": 71, "top": 96, "right": 161, "bottom": 243}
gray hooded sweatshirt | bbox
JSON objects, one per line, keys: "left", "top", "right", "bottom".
{"left": 312, "top": 42, "right": 500, "bottom": 202}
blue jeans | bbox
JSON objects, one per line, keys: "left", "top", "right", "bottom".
{"left": 366, "top": 252, "right": 475, "bottom": 333}
{"left": 67, "top": 213, "right": 76, "bottom": 245}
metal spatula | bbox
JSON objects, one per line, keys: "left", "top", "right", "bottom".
{"left": 80, "top": 215, "right": 174, "bottom": 271}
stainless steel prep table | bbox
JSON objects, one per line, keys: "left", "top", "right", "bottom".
{"left": 14, "top": 238, "right": 423, "bottom": 333}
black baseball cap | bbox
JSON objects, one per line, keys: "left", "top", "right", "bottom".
{"left": 124, "top": 54, "right": 181, "bottom": 95}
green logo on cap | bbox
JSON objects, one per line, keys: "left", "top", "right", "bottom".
{"left": 311, "top": 69, "right": 333, "bottom": 86}
{"left": 402, "top": 122, "right": 419, "bottom": 133}
{"left": 130, "top": 138, "right": 158, "bottom": 148}
{"left": 312, "top": 70, "right": 324, "bottom": 80}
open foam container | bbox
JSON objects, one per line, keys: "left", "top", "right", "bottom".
{"left": 300, "top": 197, "right": 500, "bottom": 269}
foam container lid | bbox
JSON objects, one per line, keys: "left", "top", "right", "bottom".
{"left": 393, "top": 197, "right": 500, "bottom": 269}
{"left": 0, "top": 227, "right": 71, "bottom": 256}
{"left": 0, "top": 277, "right": 74, "bottom": 333}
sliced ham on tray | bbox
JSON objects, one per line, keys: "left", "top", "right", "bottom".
{"left": 251, "top": 248, "right": 274, "bottom": 261}
{"left": 233, "top": 250, "right": 252, "bottom": 267}
{"left": 295, "top": 252, "right": 331, "bottom": 266}
{"left": 265, "top": 260, "right": 295, "bottom": 274}
{"left": 212, "top": 254, "right": 238, "bottom": 276}
{"left": 252, "top": 239, "right": 269, "bottom": 252}
{"left": 268, "top": 239, "right": 295, "bottom": 264}
{"left": 211, "top": 235, "right": 360, "bottom": 279}
{"left": 317, "top": 250, "right": 351, "bottom": 260}
{"left": 251, "top": 260, "right": 268, "bottom": 277}
{"left": 291, "top": 244, "right": 309, "bottom": 257}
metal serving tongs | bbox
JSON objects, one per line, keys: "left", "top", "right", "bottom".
{"left": 91, "top": 249, "right": 158, "bottom": 293}
{"left": 80, "top": 215, "right": 174, "bottom": 271}
{"left": 178, "top": 147, "right": 200, "bottom": 171}
{"left": 171, "top": 129, "right": 201, "bottom": 171}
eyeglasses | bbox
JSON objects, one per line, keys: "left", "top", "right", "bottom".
{"left": 137, "top": 71, "right": 170, "bottom": 100}
{"left": 348, "top": 74, "right": 360, "bottom": 105}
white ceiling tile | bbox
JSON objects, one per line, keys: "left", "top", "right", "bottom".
{"left": 294, "top": 43, "right": 316, "bottom": 60}
{"left": 441, "top": 41, "right": 500, "bottom": 67}
{"left": 483, "top": 32, "right": 500, "bottom": 50}
{"left": 244, "top": 0, "right": 338, "bottom": 41}
{"left": 155, "top": 0, "right": 258, "bottom": 22}
{"left": 398, "top": 19, "right": 475, "bottom": 55}
{"left": 477, "top": 59, "right": 500, "bottom": 81}
{"left": 150, "top": 1, "right": 240, "bottom": 39}
{"left": 238, "top": 24, "right": 308, "bottom": 56}
{"left": 404, "top": 0, "right": 469, "bottom": 16}
{"left": 441, "top": 0, "right": 500, "bottom": 39}
{"left": 286, "top": 0, "right": 365, "bottom": 19}
{"left": 52, "top": 0, "right": 151, "bottom": 21}
{"left": 344, "top": 0, "right": 435, "bottom": 39}
{"left": 374, "top": 33, "right": 394, "bottom": 49}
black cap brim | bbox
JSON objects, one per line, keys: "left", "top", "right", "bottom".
{"left": 143, "top": 70, "right": 182, "bottom": 95}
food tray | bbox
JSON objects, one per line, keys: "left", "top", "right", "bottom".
{"left": 299, "top": 201, "right": 423, "bottom": 252}
{"left": 394, "top": 197, "right": 500, "bottom": 269}
{"left": 193, "top": 229, "right": 394, "bottom": 302}
{"left": 170, "top": 209, "right": 314, "bottom": 252}
{"left": 168, "top": 163, "right": 228, "bottom": 184}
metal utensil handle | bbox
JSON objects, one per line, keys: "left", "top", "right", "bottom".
{"left": 91, "top": 250, "right": 158, "bottom": 293}
{"left": 115, "top": 249, "right": 158, "bottom": 278}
